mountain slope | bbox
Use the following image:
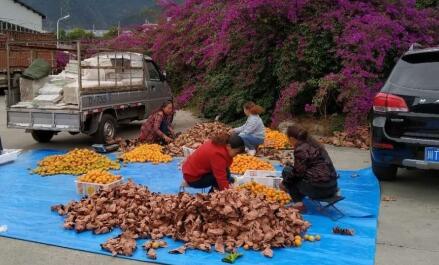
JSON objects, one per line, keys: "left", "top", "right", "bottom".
{"left": 20, "top": 0, "right": 159, "bottom": 30}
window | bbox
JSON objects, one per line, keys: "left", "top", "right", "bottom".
{"left": 146, "top": 61, "right": 161, "bottom": 80}
{"left": 389, "top": 52, "right": 439, "bottom": 91}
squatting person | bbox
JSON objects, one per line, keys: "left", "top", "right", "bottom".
{"left": 139, "top": 100, "right": 175, "bottom": 144}
{"left": 280, "top": 125, "right": 338, "bottom": 212}
{"left": 182, "top": 133, "right": 245, "bottom": 192}
{"left": 230, "top": 101, "right": 265, "bottom": 155}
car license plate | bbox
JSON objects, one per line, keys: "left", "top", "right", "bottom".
{"left": 425, "top": 147, "right": 439, "bottom": 162}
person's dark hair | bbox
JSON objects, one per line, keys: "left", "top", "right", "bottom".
{"left": 211, "top": 132, "right": 230, "bottom": 145}
{"left": 287, "top": 125, "right": 322, "bottom": 148}
{"left": 161, "top": 100, "right": 174, "bottom": 110}
{"left": 229, "top": 134, "right": 245, "bottom": 152}
{"left": 211, "top": 132, "right": 245, "bottom": 152}
{"left": 153, "top": 100, "right": 174, "bottom": 115}
{"left": 244, "top": 101, "right": 264, "bottom": 115}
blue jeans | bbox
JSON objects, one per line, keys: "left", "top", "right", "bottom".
{"left": 239, "top": 133, "right": 264, "bottom": 150}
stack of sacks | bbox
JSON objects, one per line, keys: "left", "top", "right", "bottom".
{"left": 39, "top": 83, "right": 63, "bottom": 96}
{"left": 82, "top": 57, "right": 112, "bottom": 83}
{"left": 32, "top": 94, "right": 62, "bottom": 106}
{"left": 19, "top": 77, "right": 48, "bottom": 102}
{"left": 32, "top": 77, "right": 65, "bottom": 107}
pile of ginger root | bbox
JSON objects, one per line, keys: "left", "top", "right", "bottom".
{"left": 52, "top": 180, "right": 310, "bottom": 259}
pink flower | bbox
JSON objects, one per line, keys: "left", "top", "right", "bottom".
{"left": 95, "top": 0, "right": 439, "bottom": 132}
{"left": 304, "top": 104, "right": 317, "bottom": 113}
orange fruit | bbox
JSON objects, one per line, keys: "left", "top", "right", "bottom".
{"left": 121, "top": 144, "right": 172, "bottom": 164}
{"left": 262, "top": 128, "right": 289, "bottom": 149}
{"left": 33, "top": 148, "right": 120, "bottom": 175}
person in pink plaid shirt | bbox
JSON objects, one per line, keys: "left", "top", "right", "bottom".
{"left": 139, "top": 100, "right": 176, "bottom": 144}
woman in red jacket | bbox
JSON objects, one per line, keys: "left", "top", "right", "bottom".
{"left": 182, "top": 133, "right": 245, "bottom": 192}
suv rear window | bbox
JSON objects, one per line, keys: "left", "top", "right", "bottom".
{"left": 388, "top": 52, "right": 439, "bottom": 91}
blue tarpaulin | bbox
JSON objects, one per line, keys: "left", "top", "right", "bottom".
{"left": 0, "top": 150, "right": 380, "bottom": 265}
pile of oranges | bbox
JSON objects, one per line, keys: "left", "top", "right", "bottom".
{"left": 238, "top": 181, "right": 291, "bottom": 205}
{"left": 33, "top": 149, "right": 120, "bottom": 176}
{"left": 230, "top": 154, "right": 274, "bottom": 175}
{"left": 77, "top": 170, "right": 122, "bottom": 184}
{"left": 262, "top": 128, "right": 290, "bottom": 149}
{"left": 121, "top": 144, "right": 172, "bottom": 164}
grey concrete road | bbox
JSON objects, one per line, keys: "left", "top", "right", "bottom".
{"left": 0, "top": 96, "right": 438, "bottom": 265}
{"left": 0, "top": 96, "right": 200, "bottom": 150}
{"left": 376, "top": 169, "right": 439, "bottom": 265}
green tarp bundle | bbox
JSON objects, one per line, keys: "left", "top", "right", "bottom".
{"left": 22, "top": 59, "right": 51, "bottom": 80}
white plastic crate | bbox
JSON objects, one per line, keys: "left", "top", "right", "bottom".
{"left": 179, "top": 146, "right": 196, "bottom": 169}
{"left": 0, "top": 149, "right": 22, "bottom": 165}
{"left": 236, "top": 170, "right": 283, "bottom": 188}
{"left": 75, "top": 179, "right": 123, "bottom": 197}
{"left": 182, "top": 146, "right": 195, "bottom": 158}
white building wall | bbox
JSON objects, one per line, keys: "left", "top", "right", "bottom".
{"left": 0, "top": 0, "right": 43, "bottom": 32}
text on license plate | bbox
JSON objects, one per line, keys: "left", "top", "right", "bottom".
{"left": 425, "top": 147, "right": 439, "bottom": 162}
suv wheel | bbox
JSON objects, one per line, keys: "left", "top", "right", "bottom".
{"left": 94, "top": 114, "right": 117, "bottom": 144}
{"left": 372, "top": 162, "right": 397, "bottom": 181}
{"left": 31, "top": 130, "right": 54, "bottom": 143}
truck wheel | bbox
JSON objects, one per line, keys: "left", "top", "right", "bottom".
{"left": 31, "top": 130, "right": 54, "bottom": 143}
{"left": 94, "top": 114, "right": 117, "bottom": 144}
{"left": 372, "top": 162, "right": 397, "bottom": 181}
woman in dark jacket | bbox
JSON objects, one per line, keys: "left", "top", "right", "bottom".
{"left": 139, "top": 100, "right": 175, "bottom": 144}
{"left": 280, "top": 125, "right": 338, "bottom": 211}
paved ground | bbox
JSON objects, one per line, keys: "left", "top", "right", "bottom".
{"left": 0, "top": 96, "right": 438, "bottom": 265}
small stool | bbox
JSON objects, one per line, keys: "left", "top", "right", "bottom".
{"left": 179, "top": 180, "right": 189, "bottom": 192}
{"left": 310, "top": 194, "right": 345, "bottom": 221}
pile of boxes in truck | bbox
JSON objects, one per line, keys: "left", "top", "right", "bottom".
{"left": 6, "top": 46, "right": 173, "bottom": 143}
{"left": 14, "top": 52, "right": 145, "bottom": 109}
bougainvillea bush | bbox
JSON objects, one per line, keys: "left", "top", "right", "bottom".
{"left": 105, "top": 1, "right": 439, "bottom": 130}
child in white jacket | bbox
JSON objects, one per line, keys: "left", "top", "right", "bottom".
{"left": 230, "top": 102, "right": 265, "bottom": 155}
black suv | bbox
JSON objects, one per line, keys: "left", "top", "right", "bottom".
{"left": 371, "top": 46, "right": 439, "bottom": 180}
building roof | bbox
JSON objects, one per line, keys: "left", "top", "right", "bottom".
{"left": 13, "top": 0, "right": 46, "bottom": 19}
